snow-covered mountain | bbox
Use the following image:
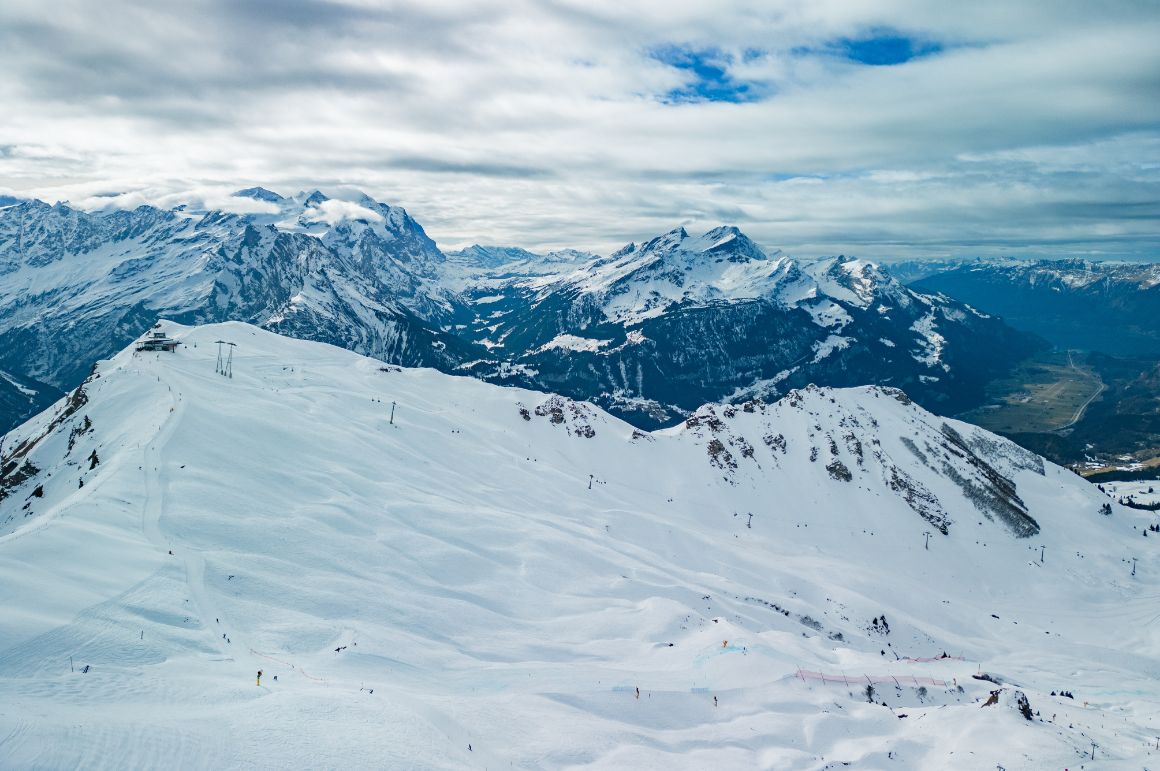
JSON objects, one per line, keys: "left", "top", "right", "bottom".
{"left": 875, "top": 257, "right": 977, "bottom": 285}
{"left": 0, "top": 190, "right": 470, "bottom": 433}
{"left": 912, "top": 258, "right": 1160, "bottom": 356}
{"left": 0, "top": 322, "right": 1155, "bottom": 769}
{"left": 457, "top": 226, "right": 1042, "bottom": 427}
{"left": 442, "top": 244, "right": 597, "bottom": 289}
{"left": 0, "top": 196, "right": 1044, "bottom": 439}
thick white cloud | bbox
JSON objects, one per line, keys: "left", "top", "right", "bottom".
{"left": 0, "top": 0, "right": 1157, "bottom": 258}
{"left": 300, "top": 199, "right": 385, "bottom": 226}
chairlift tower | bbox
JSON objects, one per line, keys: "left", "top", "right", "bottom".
{"left": 214, "top": 340, "right": 236, "bottom": 378}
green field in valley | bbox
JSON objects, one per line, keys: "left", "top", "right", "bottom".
{"left": 960, "top": 350, "right": 1104, "bottom": 434}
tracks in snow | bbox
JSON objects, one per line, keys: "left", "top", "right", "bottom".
{"left": 140, "top": 371, "right": 237, "bottom": 666}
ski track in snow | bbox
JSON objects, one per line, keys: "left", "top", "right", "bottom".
{"left": 141, "top": 380, "right": 238, "bottom": 668}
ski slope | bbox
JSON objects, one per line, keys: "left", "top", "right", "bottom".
{"left": 1, "top": 322, "right": 1157, "bottom": 769}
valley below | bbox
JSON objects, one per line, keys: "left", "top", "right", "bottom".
{"left": 960, "top": 350, "right": 1160, "bottom": 480}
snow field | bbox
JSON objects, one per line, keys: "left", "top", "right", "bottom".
{"left": 0, "top": 322, "right": 1157, "bottom": 769}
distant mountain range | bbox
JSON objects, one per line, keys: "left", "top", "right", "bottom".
{"left": 452, "top": 226, "right": 1041, "bottom": 427}
{"left": 0, "top": 190, "right": 1043, "bottom": 434}
{"left": 911, "top": 258, "right": 1160, "bottom": 356}
{"left": 900, "top": 258, "right": 1160, "bottom": 476}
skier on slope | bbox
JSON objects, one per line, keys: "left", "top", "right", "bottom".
{"left": 257, "top": 669, "right": 262, "bottom": 686}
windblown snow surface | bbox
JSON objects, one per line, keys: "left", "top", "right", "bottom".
{"left": 1, "top": 323, "right": 1157, "bottom": 770}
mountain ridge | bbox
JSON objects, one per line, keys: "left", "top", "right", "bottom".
{"left": 0, "top": 192, "right": 1043, "bottom": 437}
{"left": 912, "top": 258, "right": 1160, "bottom": 356}
{"left": 0, "top": 191, "right": 472, "bottom": 433}
{"left": 455, "top": 227, "right": 1042, "bottom": 427}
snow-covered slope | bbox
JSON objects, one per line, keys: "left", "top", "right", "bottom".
{"left": 1, "top": 323, "right": 1155, "bottom": 769}
{"left": 457, "top": 227, "right": 1042, "bottom": 427}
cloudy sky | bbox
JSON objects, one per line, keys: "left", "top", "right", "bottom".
{"left": 1, "top": 0, "right": 1158, "bottom": 259}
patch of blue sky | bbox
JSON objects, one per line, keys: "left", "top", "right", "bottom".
{"left": 831, "top": 30, "right": 944, "bottom": 66}
{"left": 649, "top": 44, "right": 768, "bottom": 104}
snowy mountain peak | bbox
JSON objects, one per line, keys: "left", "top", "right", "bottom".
{"left": 4, "top": 197, "right": 50, "bottom": 217}
{"left": 802, "top": 255, "right": 907, "bottom": 309}
{"left": 610, "top": 241, "right": 637, "bottom": 258}
{"left": 692, "top": 225, "right": 773, "bottom": 263}
{"left": 613, "top": 225, "right": 778, "bottom": 274}
{"left": 518, "top": 225, "right": 793, "bottom": 324}
{"left": 448, "top": 244, "right": 542, "bottom": 268}
{"left": 232, "top": 186, "right": 284, "bottom": 203}
{"left": 302, "top": 190, "right": 329, "bottom": 206}
{"left": 637, "top": 226, "right": 690, "bottom": 255}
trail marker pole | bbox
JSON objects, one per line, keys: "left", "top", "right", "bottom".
{"left": 1132, "top": 557, "right": 1137, "bottom": 576}
{"left": 924, "top": 531, "right": 931, "bottom": 550}
{"left": 588, "top": 474, "right": 593, "bottom": 490}
{"left": 389, "top": 401, "right": 396, "bottom": 425}
{"left": 69, "top": 656, "right": 73, "bottom": 673}
{"left": 1091, "top": 741, "right": 1097, "bottom": 760}
{"left": 1040, "top": 545, "right": 1045, "bottom": 564}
